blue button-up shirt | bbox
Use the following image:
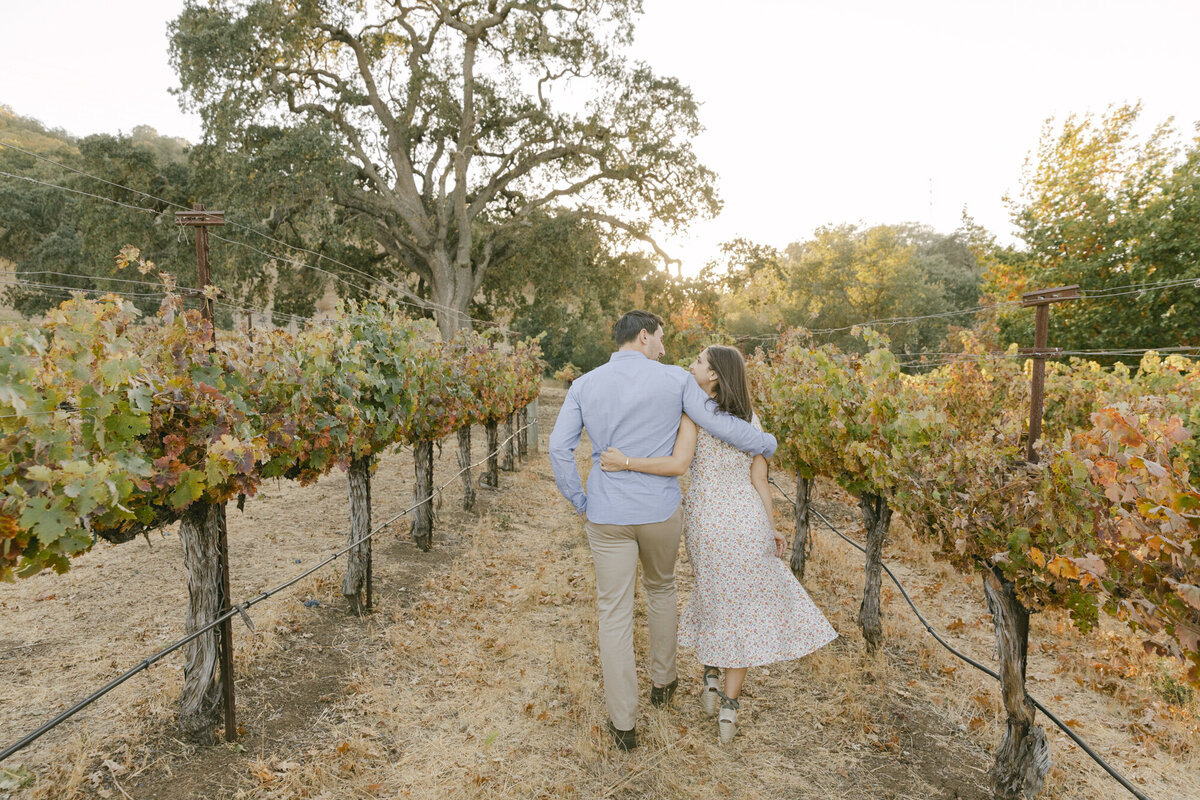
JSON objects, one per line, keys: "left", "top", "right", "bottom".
{"left": 548, "top": 351, "right": 778, "bottom": 525}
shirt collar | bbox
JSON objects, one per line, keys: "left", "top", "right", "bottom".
{"left": 609, "top": 350, "right": 648, "bottom": 362}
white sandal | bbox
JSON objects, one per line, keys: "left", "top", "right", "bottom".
{"left": 717, "top": 691, "right": 740, "bottom": 744}
{"left": 701, "top": 666, "right": 721, "bottom": 717}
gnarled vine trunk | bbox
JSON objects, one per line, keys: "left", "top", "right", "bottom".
{"left": 457, "top": 426, "right": 476, "bottom": 511}
{"left": 984, "top": 566, "right": 1051, "bottom": 799}
{"left": 411, "top": 439, "right": 435, "bottom": 550}
{"left": 482, "top": 421, "right": 500, "bottom": 487}
{"left": 501, "top": 413, "right": 515, "bottom": 471}
{"left": 857, "top": 492, "right": 891, "bottom": 653}
{"left": 790, "top": 474, "right": 814, "bottom": 580}
{"left": 178, "top": 500, "right": 226, "bottom": 742}
{"left": 517, "top": 406, "right": 528, "bottom": 457}
{"left": 343, "top": 454, "right": 372, "bottom": 615}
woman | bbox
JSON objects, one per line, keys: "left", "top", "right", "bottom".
{"left": 600, "top": 345, "right": 837, "bottom": 743}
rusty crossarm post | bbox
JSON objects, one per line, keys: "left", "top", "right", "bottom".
{"left": 175, "top": 205, "right": 226, "bottom": 342}
{"left": 175, "top": 204, "right": 237, "bottom": 742}
{"left": 1019, "top": 285, "right": 1080, "bottom": 463}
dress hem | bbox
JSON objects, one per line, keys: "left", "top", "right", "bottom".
{"left": 678, "top": 631, "right": 839, "bottom": 669}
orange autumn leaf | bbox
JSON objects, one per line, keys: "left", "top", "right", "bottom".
{"left": 1047, "top": 556, "right": 1079, "bottom": 580}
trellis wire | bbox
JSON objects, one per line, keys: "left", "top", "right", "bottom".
{"left": 0, "top": 143, "right": 501, "bottom": 330}
{"left": 0, "top": 416, "right": 535, "bottom": 764}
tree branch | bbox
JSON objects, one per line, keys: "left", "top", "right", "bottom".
{"left": 572, "top": 210, "right": 679, "bottom": 269}
{"left": 452, "top": 34, "right": 479, "bottom": 271}
{"left": 318, "top": 21, "right": 433, "bottom": 248}
{"left": 465, "top": 141, "right": 603, "bottom": 221}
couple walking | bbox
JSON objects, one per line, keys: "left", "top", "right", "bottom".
{"left": 549, "top": 310, "right": 837, "bottom": 748}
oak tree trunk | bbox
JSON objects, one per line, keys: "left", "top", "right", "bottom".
{"left": 482, "top": 421, "right": 500, "bottom": 487}
{"left": 343, "top": 455, "right": 372, "bottom": 615}
{"left": 501, "top": 413, "right": 515, "bottom": 471}
{"left": 411, "top": 439, "right": 435, "bottom": 551}
{"left": 178, "top": 500, "right": 226, "bottom": 742}
{"left": 431, "top": 276, "right": 475, "bottom": 340}
{"left": 457, "top": 426, "right": 476, "bottom": 511}
{"left": 857, "top": 492, "right": 891, "bottom": 653}
{"left": 790, "top": 474, "right": 814, "bottom": 580}
{"left": 984, "top": 566, "right": 1051, "bottom": 799}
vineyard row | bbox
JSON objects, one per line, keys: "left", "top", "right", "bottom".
{"left": 750, "top": 328, "right": 1200, "bottom": 798}
{"left": 1, "top": 291, "right": 545, "bottom": 742}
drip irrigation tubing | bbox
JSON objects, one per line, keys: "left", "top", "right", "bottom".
{"left": 766, "top": 476, "right": 1153, "bottom": 800}
{"left": 0, "top": 417, "right": 535, "bottom": 764}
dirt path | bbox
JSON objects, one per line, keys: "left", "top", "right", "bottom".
{"left": 2, "top": 385, "right": 1197, "bottom": 799}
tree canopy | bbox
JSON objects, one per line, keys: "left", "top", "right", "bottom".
{"left": 991, "top": 104, "right": 1200, "bottom": 355}
{"left": 721, "top": 223, "right": 984, "bottom": 356}
{"left": 0, "top": 111, "right": 197, "bottom": 318}
{"left": 170, "top": 0, "right": 720, "bottom": 336}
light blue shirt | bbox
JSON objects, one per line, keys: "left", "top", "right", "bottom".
{"left": 548, "top": 351, "right": 778, "bottom": 525}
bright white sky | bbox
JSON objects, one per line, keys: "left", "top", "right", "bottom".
{"left": 2, "top": 0, "right": 1199, "bottom": 276}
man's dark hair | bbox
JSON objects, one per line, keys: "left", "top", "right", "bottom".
{"left": 613, "top": 310, "right": 664, "bottom": 346}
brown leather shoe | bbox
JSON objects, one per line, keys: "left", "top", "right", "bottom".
{"left": 606, "top": 720, "right": 637, "bottom": 751}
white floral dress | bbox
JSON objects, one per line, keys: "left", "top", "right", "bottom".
{"left": 677, "top": 415, "right": 838, "bottom": 668}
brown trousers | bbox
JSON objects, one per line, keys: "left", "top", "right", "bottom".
{"left": 584, "top": 506, "right": 683, "bottom": 730}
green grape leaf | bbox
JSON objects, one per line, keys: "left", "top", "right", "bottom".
{"left": 19, "top": 496, "right": 77, "bottom": 546}
{"left": 169, "top": 469, "right": 206, "bottom": 509}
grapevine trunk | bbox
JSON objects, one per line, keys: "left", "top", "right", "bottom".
{"left": 457, "top": 426, "right": 476, "bottom": 511}
{"left": 483, "top": 422, "right": 500, "bottom": 487}
{"left": 857, "top": 492, "right": 891, "bottom": 653}
{"left": 343, "top": 455, "right": 372, "bottom": 615}
{"left": 178, "top": 500, "right": 227, "bottom": 742}
{"left": 501, "top": 414, "right": 515, "bottom": 471}
{"left": 790, "top": 474, "right": 813, "bottom": 580}
{"left": 411, "top": 439, "right": 435, "bottom": 551}
{"left": 517, "top": 406, "right": 528, "bottom": 457}
{"left": 984, "top": 566, "right": 1051, "bottom": 799}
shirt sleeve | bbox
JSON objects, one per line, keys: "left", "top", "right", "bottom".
{"left": 548, "top": 384, "right": 588, "bottom": 515}
{"left": 681, "top": 376, "right": 778, "bottom": 458}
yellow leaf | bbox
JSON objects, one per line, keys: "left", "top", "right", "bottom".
{"left": 115, "top": 244, "right": 140, "bottom": 269}
{"left": 1047, "top": 556, "right": 1079, "bottom": 580}
{"left": 1029, "top": 547, "right": 1045, "bottom": 568}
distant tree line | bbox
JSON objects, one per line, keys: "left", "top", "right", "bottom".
{"left": 3, "top": 81, "right": 1197, "bottom": 372}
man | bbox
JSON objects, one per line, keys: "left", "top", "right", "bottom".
{"left": 548, "top": 310, "right": 777, "bottom": 750}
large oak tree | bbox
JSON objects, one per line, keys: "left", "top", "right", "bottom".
{"left": 170, "top": 0, "right": 719, "bottom": 336}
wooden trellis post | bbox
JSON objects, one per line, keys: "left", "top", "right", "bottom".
{"left": 175, "top": 205, "right": 237, "bottom": 743}
{"left": 1019, "top": 285, "right": 1079, "bottom": 463}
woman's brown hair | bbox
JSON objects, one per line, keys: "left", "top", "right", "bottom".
{"left": 705, "top": 345, "right": 754, "bottom": 422}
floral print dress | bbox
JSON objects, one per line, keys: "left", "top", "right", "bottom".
{"left": 677, "top": 415, "right": 838, "bottom": 668}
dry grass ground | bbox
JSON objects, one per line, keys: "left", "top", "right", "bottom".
{"left": 2, "top": 384, "right": 1197, "bottom": 799}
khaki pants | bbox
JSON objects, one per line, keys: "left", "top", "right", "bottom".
{"left": 584, "top": 506, "right": 683, "bottom": 730}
